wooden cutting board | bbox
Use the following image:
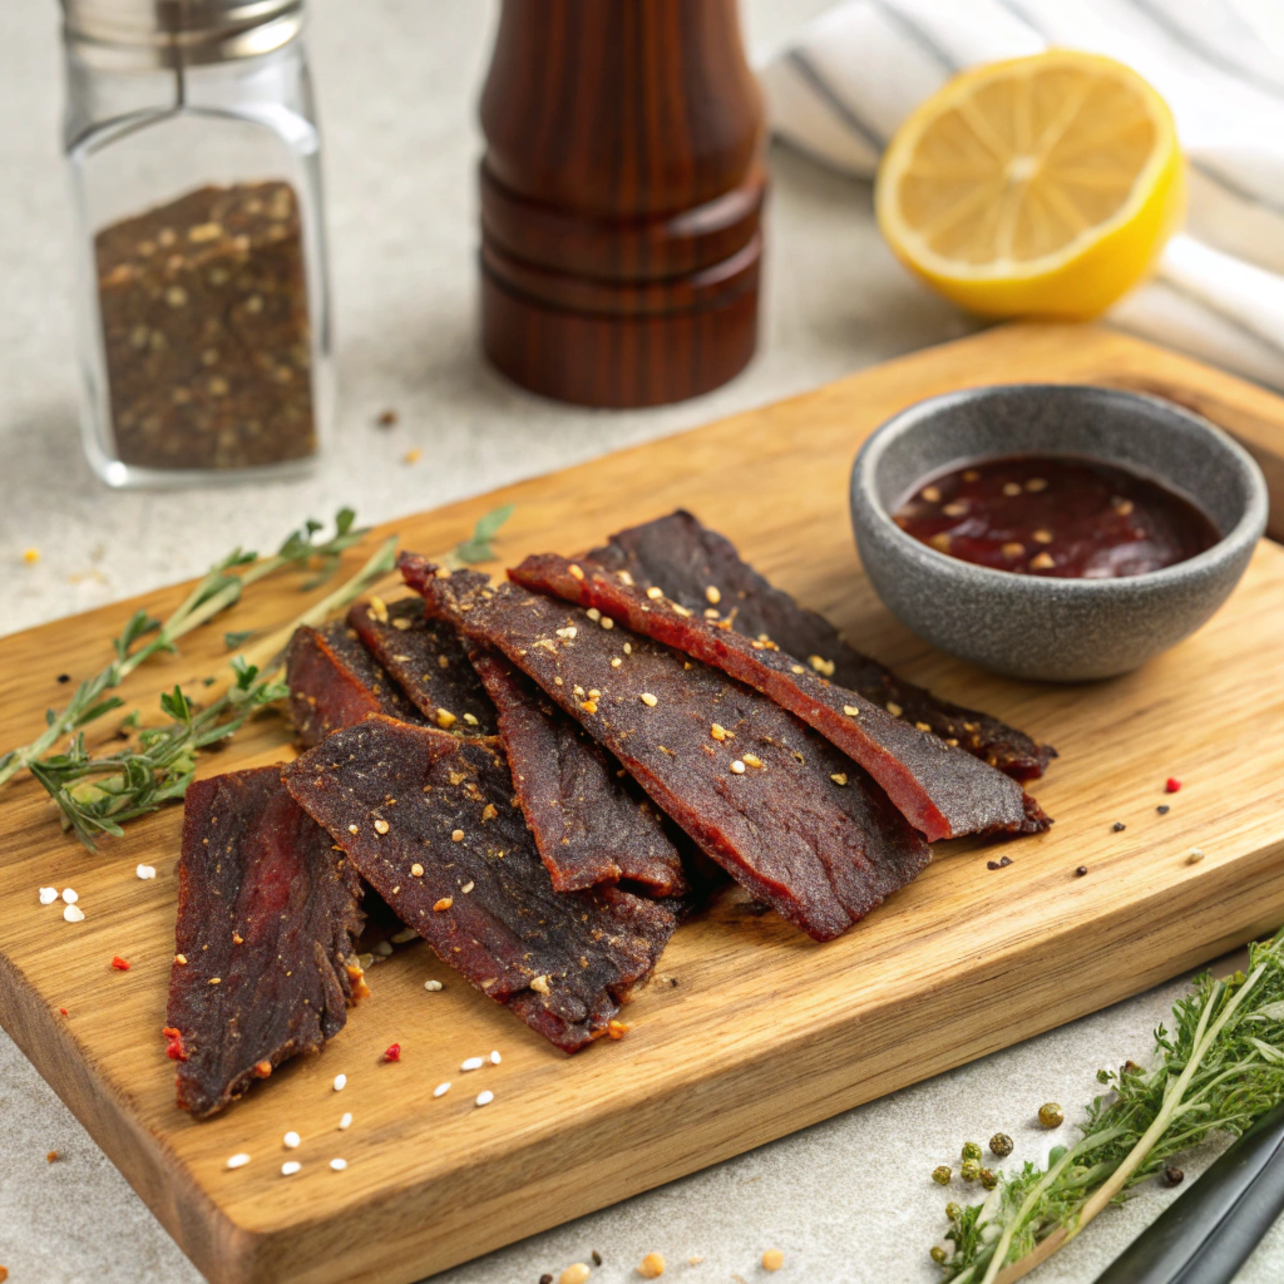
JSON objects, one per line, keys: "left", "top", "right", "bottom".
{"left": 2, "top": 323, "right": 1284, "bottom": 1284}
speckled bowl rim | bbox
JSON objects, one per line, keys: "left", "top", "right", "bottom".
{"left": 852, "top": 384, "right": 1269, "bottom": 596}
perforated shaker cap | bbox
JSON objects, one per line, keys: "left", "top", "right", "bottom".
{"left": 61, "top": 0, "right": 304, "bottom": 68}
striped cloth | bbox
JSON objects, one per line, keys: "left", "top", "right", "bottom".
{"left": 761, "top": 0, "right": 1284, "bottom": 388}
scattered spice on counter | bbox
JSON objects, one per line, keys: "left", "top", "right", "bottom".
{"left": 136, "top": 864, "right": 157, "bottom": 880}
{"left": 23, "top": 548, "right": 40, "bottom": 565}
{"left": 338, "top": 1112, "right": 352, "bottom": 1130}
{"left": 490, "top": 1050, "right": 502, "bottom": 1065}
{"left": 162, "top": 1027, "right": 186, "bottom": 1061}
{"left": 333, "top": 1074, "right": 347, "bottom": 1091}
{"left": 39, "top": 887, "right": 58, "bottom": 905}
{"left": 462, "top": 1056, "right": 484, "bottom": 1072}
{"left": 1038, "top": 1102, "right": 1065, "bottom": 1128}
{"left": 1187, "top": 848, "right": 1206, "bottom": 865}
{"left": 1076, "top": 866, "right": 1089, "bottom": 877}
{"left": 56, "top": 673, "right": 70, "bottom": 684}
{"left": 47, "top": 1150, "right": 60, "bottom": 1163}
{"left": 1166, "top": 777, "right": 1182, "bottom": 793}
{"left": 540, "top": 1276, "right": 554, "bottom": 1284}
{"left": 383, "top": 1042, "right": 401, "bottom": 1062}
{"left": 58, "top": 1007, "right": 68, "bottom": 1017}
{"left": 558, "top": 1266, "right": 591, "bottom": 1284}
{"left": 762, "top": 1249, "right": 784, "bottom": 1271}
{"left": 424, "top": 979, "right": 443, "bottom": 992}
{"left": 1112, "top": 821, "right": 1126, "bottom": 832}
{"left": 376, "top": 408, "right": 398, "bottom": 428}
{"left": 989, "top": 1133, "right": 1013, "bottom": 1157}
{"left": 637, "top": 1251, "right": 664, "bottom": 1277}
{"left": 986, "top": 856, "right": 1013, "bottom": 870}
{"left": 590, "top": 1251, "right": 603, "bottom": 1267}
{"left": 329, "top": 1157, "right": 348, "bottom": 1172}
{"left": 62, "top": 888, "right": 79, "bottom": 904}
{"left": 433, "top": 1082, "right": 451, "bottom": 1098}
{"left": 282, "top": 1161, "right": 302, "bottom": 1176}
{"left": 95, "top": 181, "right": 315, "bottom": 471}
{"left": 404, "top": 448, "right": 423, "bottom": 465}
{"left": 1157, "top": 804, "right": 1171, "bottom": 815}
{"left": 932, "top": 1165, "right": 952, "bottom": 1185}
{"left": 1161, "top": 1165, "right": 1185, "bottom": 1187}
{"left": 226, "top": 1153, "right": 251, "bottom": 1170}
{"left": 110, "top": 956, "right": 130, "bottom": 971}
{"left": 283, "top": 1131, "right": 301, "bottom": 1150}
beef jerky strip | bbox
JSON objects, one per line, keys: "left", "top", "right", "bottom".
{"left": 404, "top": 560, "right": 930, "bottom": 942}
{"left": 285, "top": 618, "right": 427, "bottom": 748}
{"left": 510, "top": 545, "right": 1046, "bottom": 842}
{"left": 532, "top": 510, "right": 1055, "bottom": 782}
{"left": 467, "top": 643, "right": 687, "bottom": 896}
{"left": 348, "top": 596, "right": 498, "bottom": 735}
{"left": 285, "top": 718, "right": 676, "bottom": 1051}
{"left": 166, "top": 767, "right": 366, "bottom": 1119}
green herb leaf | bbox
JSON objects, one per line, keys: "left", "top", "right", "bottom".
{"left": 451, "top": 503, "right": 515, "bottom": 566}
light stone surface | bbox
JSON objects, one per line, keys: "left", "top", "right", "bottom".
{"left": 0, "top": 2, "right": 1279, "bottom": 1282}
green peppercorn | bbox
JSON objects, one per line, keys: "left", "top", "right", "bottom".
{"left": 980, "top": 1168, "right": 998, "bottom": 1190}
{"left": 930, "top": 1246, "right": 948, "bottom": 1265}
{"left": 945, "top": 1202, "right": 962, "bottom": 1222}
{"left": 961, "top": 1141, "right": 982, "bottom": 1162}
{"left": 1038, "top": 1102, "right": 1064, "bottom": 1128}
{"left": 989, "top": 1132, "right": 1014, "bottom": 1158}
{"left": 932, "top": 1165, "right": 952, "bottom": 1186}
{"left": 960, "top": 1158, "right": 982, "bottom": 1182}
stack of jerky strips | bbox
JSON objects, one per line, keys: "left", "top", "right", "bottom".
{"left": 165, "top": 512, "right": 1054, "bottom": 1117}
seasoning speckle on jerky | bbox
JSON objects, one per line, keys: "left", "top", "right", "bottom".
{"left": 467, "top": 644, "right": 686, "bottom": 895}
{"left": 285, "top": 619, "right": 426, "bottom": 747}
{"left": 166, "top": 768, "right": 365, "bottom": 1119}
{"left": 285, "top": 719, "right": 677, "bottom": 1051}
{"left": 404, "top": 562, "right": 930, "bottom": 943}
{"left": 347, "top": 596, "right": 497, "bottom": 735}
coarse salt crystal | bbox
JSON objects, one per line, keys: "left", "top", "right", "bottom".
{"left": 433, "top": 1082, "right": 451, "bottom": 1098}
{"left": 475, "top": 1090, "right": 494, "bottom": 1107}
{"left": 489, "top": 1050, "right": 501, "bottom": 1065}
{"left": 329, "top": 1158, "right": 347, "bottom": 1172}
{"left": 63, "top": 905, "right": 85, "bottom": 923}
{"left": 283, "top": 1131, "right": 300, "bottom": 1149}
{"left": 424, "top": 979, "right": 443, "bottom": 992}
{"left": 136, "top": 864, "right": 157, "bottom": 880}
{"left": 461, "top": 1056, "right": 484, "bottom": 1072}
{"left": 339, "top": 1112, "right": 353, "bottom": 1130}
{"left": 333, "top": 1074, "right": 347, "bottom": 1091}
{"left": 61, "top": 888, "right": 78, "bottom": 904}
{"left": 226, "top": 1153, "right": 251, "bottom": 1170}
{"left": 39, "top": 887, "right": 58, "bottom": 905}
{"left": 281, "top": 1161, "right": 301, "bottom": 1176}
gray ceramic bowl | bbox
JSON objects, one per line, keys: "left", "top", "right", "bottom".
{"left": 850, "top": 384, "right": 1268, "bottom": 682}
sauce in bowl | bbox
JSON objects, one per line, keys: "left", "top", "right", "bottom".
{"left": 893, "top": 455, "right": 1219, "bottom": 579}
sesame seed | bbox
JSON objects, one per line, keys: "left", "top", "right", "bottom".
{"left": 640, "top": 692, "right": 658, "bottom": 707}
{"left": 530, "top": 974, "right": 551, "bottom": 994}
{"left": 556, "top": 627, "right": 577, "bottom": 640}
{"left": 601, "top": 617, "right": 614, "bottom": 630}
{"left": 424, "top": 979, "right": 443, "bottom": 991}
{"left": 921, "top": 485, "right": 942, "bottom": 503}
{"left": 435, "top": 709, "right": 457, "bottom": 729}
{"left": 741, "top": 754, "right": 763, "bottom": 768}
{"left": 588, "top": 689, "right": 601, "bottom": 699}
{"left": 63, "top": 905, "right": 85, "bottom": 923}
{"left": 136, "top": 864, "right": 157, "bottom": 880}
{"left": 411, "top": 862, "right": 424, "bottom": 877}
{"left": 451, "top": 829, "right": 464, "bottom": 842}
{"left": 710, "top": 724, "right": 727, "bottom": 741}
{"left": 638, "top": 1252, "right": 666, "bottom": 1279}
{"left": 372, "top": 940, "right": 393, "bottom": 957}
{"left": 581, "top": 700, "right": 598, "bottom": 714}
{"left": 333, "top": 1074, "right": 347, "bottom": 1091}
{"left": 646, "top": 586, "right": 663, "bottom": 600}
{"left": 1003, "top": 482, "right": 1022, "bottom": 497}
{"left": 434, "top": 896, "right": 454, "bottom": 911}
{"left": 348, "top": 824, "right": 359, "bottom": 835}
{"left": 62, "top": 888, "right": 78, "bottom": 904}
{"left": 790, "top": 664, "right": 806, "bottom": 675}
{"left": 1029, "top": 552, "right": 1055, "bottom": 570}
{"left": 730, "top": 760, "right": 746, "bottom": 774}
{"left": 929, "top": 532, "right": 951, "bottom": 552}
{"left": 490, "top": 1050, "right": 502, "bottom": 1065}
{"left": 369, "top": 596, "right": 390, "bottom": 624}
{"left": 329, "top": 1158, "right": 348, "bottom": 1172}
{"left": 623, "top": 642, "right": 632, "bottom": 654}
{"left": 226, "top": 1153, "right": 251, "bottom": 1170}
{"left": 39, "top": 887, "right": 58, "bottom": 905}
{"left": 704, "top": 608, "right": 720, "bottom": 619}
{"left": 475, "top": 1090, "right": 494, "bottom": 1107}
{"left": 1001, "top": 542, "right": 1024, "bottom": 558}
{"left": 1033, "top": 529, "right": 1054, "bottom": 544}
{"left": 284, "top": 1131, "right": 301, "bottom": 1149}
{"left": 586, "top": 607, "right": 601, "bottom": 621}
{"left": 1116, "top": 499, "right": 1135, "bottom": 516}
{"left": 808, "top": 655, "right": 835, "bottom": 676}
{"left": 339, "top": 1112, "right": 352, "bottom": 1130}
{"left": 706, "top": 585, "right": 722, "bottom": 605}
{"left": 843, "top": 705, "right": 860, "bottom": 717}
{"left": 209, "top": 977, "right": 222, "bottom": 985}
{"left": 1187, "top": 847, "right": 1206, "bottom": 864}
{"left": 568, "top": 564, "right": 585, "bottom": 581}
{"left": 281, "top": 1161, "right": 301, "bottom": 1176}
{"left": 1026, "top": 477, "right": 1048, "bottom": 492}
{"left": 915, "top": 721, "right": 932, "bottom": 732}
{"left": 463, "top": 712, "right": 479, "bottom": 726}
{"left": 831, "top": 773, "right": 849, "bottom": 786}
{"left": 374, "top": 818, "right": 390, "bottom": 835}
{"left": 611, "top": 657, "right": 622, "bottom": 667}
{"left": 175, "top": 954, "right": 187, "bottom": 965}
{"left": 433, "top": 1082, "right": 451, "bottom": 1098}
{"left": 461, "top": 881, "right": 475, "bottom": 894}
{"left": 886, "top": 702, "right": 903, "bottom": 717}
{"left": 943, "top": 500, "right": 969, "bottom": 517}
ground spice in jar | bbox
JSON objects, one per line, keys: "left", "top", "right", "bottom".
{"left": 94, "top": 181, "right": 315, "bottom": 471}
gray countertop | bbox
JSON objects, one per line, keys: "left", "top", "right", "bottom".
{"left": 1, "top": 3, "right": 1280, "bottom": 1282}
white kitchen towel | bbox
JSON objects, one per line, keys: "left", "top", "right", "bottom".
{"left": 761, "top": 0, "right": 1284, "bottom": 388}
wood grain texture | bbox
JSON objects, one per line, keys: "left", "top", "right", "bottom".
{"left": 1, "top": 323, "right": 1283, "bottom": 1284}
{"left": 478, "top": 0, "right": 765, "bottom": 406}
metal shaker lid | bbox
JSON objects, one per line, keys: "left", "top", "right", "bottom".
{"left": 61, "top": 0, "right": 304, "bottom": 68}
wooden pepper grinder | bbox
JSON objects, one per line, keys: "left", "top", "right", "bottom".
{"left": 479, "top": 0, "right": 766, "bottom": 408}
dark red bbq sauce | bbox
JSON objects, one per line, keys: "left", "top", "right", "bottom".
{"left": 893, "top": 455, "right": 1218, "bottom": 579}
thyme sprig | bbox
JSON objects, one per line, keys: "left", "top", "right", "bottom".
{"left": 0, "top": 508, "right": 368, "bottom": 789}
{"left": 935, "top": 929, "right": 1284, "bottom": 1283}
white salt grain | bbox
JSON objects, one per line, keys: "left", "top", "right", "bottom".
{"left": 329, "top": 1158, "right": 348, "bottom": 1172}
{"left": 63, "top": 905, "right": 85, "bottom": 923}
{"left": 338, "top": 1112, "right": 353, "bottom": 1131}
{"left": 489, "top": 1050, "right": 502, "bottom": 1066}
{"left": 283, "top": 1131, "right": 301, "bottom": 1150}
{"left": 433, "top": 1082, "right": 451, "bottom": 1098}
{"left": 333, "top": 1074, "right": 347, "bottom": 1091}
{"left": 423, "top": 979, "right": 443, "bottom": 992}
{"left": 226, "top": 1153, "right": 251, "bottom": 1170}
{"left": 39, "top": 887, "right": 58, "bottom": 905}
{"left": 461, "top": 1056, "right": 484, "bottom": 1072}
{"left": 61, "top": 888, "right": 78, "bottom": 904}
{"left": 136, "top": 864, "right": 157, "bottom": 880}
{"left": 281, "top": 1161, "right": 301, "bottom": 1176}
{"left": 475, "top": 1090, "right": 494, "bottom": 1107}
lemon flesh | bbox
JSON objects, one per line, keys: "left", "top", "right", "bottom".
{"left": 876, "top": 52, "right": 1185, "bottom": 320}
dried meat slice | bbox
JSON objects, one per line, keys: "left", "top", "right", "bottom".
{"left": 467, "top": 643, "right": 687, "bottom": 896}
{"left": 348, "top": 596, "right": 497, "bottom": 735}
{"left": 166, "top": 766, "right": 366, "bottom": 1119}
{"left": 528, "top": 510, "right": 1055, "bottom": 782}
{"left": 404, "top": 559, "right": 931, "bottom": 942}
{"left": 510, "top": 545, "right": 1046, "bottom": 841}
{"left": 284, "top": 718, "right": 676, "bottom": 1051}
{"left": 285, "top": 619, "right": 426, "bottom": 747}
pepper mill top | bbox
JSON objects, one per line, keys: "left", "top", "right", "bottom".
{"left": 479, "top": 0, "right": 766, "bottom": 408}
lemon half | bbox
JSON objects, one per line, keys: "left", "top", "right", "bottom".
{"left": 875, "top": 51, "right": 1185, "bottom": 319}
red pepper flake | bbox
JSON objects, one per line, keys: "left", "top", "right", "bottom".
{"left": 58, "top": 1006, "right": 68, "bottom": 1017}
{"left": 252, "top": 1059, "right": 273, "bottom": 1079}
{"left": 606, "top": 1020, "right": 629, "bottom": 1040}
{"left": 1166, "top": 777, "right": 1182, "bottom": 793}
{"left": 110, "top": 955, "right": 131, "bottom": 971}
{"left": 383, "top": 1042, "right": 402, "bottom": 1063}
{"left": 162, "top": 1026, "right": 188, "bottom": 1062}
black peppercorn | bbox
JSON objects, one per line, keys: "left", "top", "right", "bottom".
{"left": 1112, "top": 821, "right": 1126, "bottom": 832}
{"left": 540, "top": 1275, "right": 553, "bottom": 1284}
{"left": 1076, "top": 865, "right": 1089, "bottom": 877}
{"left": 1157, "top": 804, "right": 1170, "bottom": 815}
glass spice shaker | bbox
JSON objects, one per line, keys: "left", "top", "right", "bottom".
{"left": 60, "top": 0, "right": 332, "bottom": 487}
